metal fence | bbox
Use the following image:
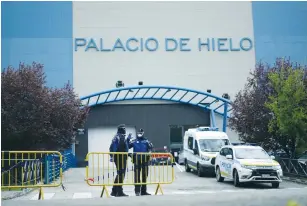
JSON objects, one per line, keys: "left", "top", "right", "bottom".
{"left": 1, "top": 149, "right": 76, "bottom": 200}
{"left": 62, "top": 149, "right": 76, "bottom": 172}
{"left": 85, "top": 152, "right": 175, "bottom": 197}
{"left": 276, "top": 158, "right": 307, "bottom": 178}
{"left": 1, "top": 151, "right": 62, "bottom": 200}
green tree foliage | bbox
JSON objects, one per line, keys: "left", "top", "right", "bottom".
{"left": 229, "top": 59, "right": 282, "bottom": 151}
{"left": 1, "top": 62, "right": 90, "bottom": 151}
{"left": 265, "top": 65, "right": 307, "bottom": 157}
{"left": 229, "top": 58, "right": 307, "bottom": 156}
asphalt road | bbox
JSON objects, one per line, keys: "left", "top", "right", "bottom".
{"left": 2, "top": 165, "right": 307, "bottom": 205}
{"left": 3, "top": 188, "right": 307, "bottom": 206}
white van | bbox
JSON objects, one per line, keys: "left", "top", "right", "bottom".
{"left": 183, "top": 127, "right": 230, "bottom": 177}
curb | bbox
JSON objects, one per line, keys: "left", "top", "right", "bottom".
{"left": 1, "top": 188, "right": 36, "bottom": 201}
{"left": 282, "top": 176, "right": 307, "bottom": 185}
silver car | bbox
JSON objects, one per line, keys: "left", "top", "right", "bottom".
{"left": 298, "top": 153, "right": 307, "bottom": 167}
{"left": 178, "top": 150, "right": 185, "bottom": 165}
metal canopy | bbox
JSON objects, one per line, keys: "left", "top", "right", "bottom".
{"left": 80, "top": 86, "right": 233, "bottom": 132}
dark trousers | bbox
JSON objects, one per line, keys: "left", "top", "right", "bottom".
{"left": 134, "top": 160, "right": 149, "bottom": 193}
{"left": 112, "top": 155, "right": 127, "bottom": 194}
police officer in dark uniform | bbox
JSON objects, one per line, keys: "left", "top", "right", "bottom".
{"left": 109, "top": 124, "right": 129, "bottom": 197}
{"left": 128, "top": 128, "right": 153, "bottom": 196}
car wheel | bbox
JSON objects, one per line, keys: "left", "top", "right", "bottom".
{"left": 216, "top": 166, "right": 224, "bottom": 182}
{"left": 197, "top": 164, "right": 204, "bottom": 177}
{"left": 272, "top": 182, "right": 280, "bottom": 188}
{"left": 185, "top": 160, "right": 191, "bottom": 172}
{"left": 233, "top": 170, "right": 241, "bottom": 187}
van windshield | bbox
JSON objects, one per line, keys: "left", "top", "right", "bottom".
{"left": 199, "top": 139, "right": 229, "bottom": 152}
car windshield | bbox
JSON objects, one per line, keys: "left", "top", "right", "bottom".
{"left": 235, "top": 148, "right": 270, "bottom": 159}
{"left": 199, "top": 139, "right": 229, "bottom": 152}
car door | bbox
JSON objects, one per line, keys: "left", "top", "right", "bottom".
{"left": 223, "top": 148, "right": 234, "bottom": 178}
{"left": 192, "top": 139, "right": 200, "bottom": 168}
{"left": 221, "top": 147, "right": 232, "bottom": 177}
{"left": 219, "top": 148, "right": 228, "bottom": 177}
{"left": 186, "top": 136, "right": 195, "bottom": 167}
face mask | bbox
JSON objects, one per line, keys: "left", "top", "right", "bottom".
{"left": 137, "top": 134, "right": 142, "bottom": 138}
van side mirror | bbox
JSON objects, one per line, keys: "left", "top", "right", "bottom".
{"left": 270, "top": 155, "right": 275, "bottom": 160}
{"left": 193, "top": 148, "right": 198, "bottom": 155}
{"left": 226, "top": 155, "right": 233, "bottom": 159}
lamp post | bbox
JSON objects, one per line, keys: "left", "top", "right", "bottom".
{"left": 222, "top": 93, "right": 230, "bottom": 132}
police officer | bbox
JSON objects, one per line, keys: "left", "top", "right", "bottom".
{"left": 128, "top": 128, "right": 153, "bottom": 196}
{"left": 109, "top": 124, "right": 129, "bottom": 197}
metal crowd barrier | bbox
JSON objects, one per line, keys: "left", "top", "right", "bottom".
{"left": 1, "top": 151, "right": 63, "bottom": 200}
{"left": 276, "top": 157, "right": 307, "bottom": 178}
{"left": 85, "top": 152, "right": 175, "bottom": 197}
{"left": 62, "top": 149, "right": 76, "bottom": 172}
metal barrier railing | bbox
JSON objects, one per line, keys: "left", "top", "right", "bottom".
{"left": 276, "top": 158, "right": 307, "bottom": 178}
{"left": 1, "top": 151, "right": 63, "bottom": 200}
{"left": 62, "top": 150, "right": 76, "bottom": 172}
{"left": 85, "top": 152, "right": 175, "bottom": 197}
{"left": 44, "top": 154, "right": 61, "bottom": 184}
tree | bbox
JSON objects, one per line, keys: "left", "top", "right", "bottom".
{"left": 1, "top": 62, "right": 89, "bottom": 151}
{"left": 265, "top": 66, "right": 307, "bottom": 157}
{"left": 229, "top": 61, "right": 279, "bottom": 150}
{"left": 229, "top": 58, "right": 307, "bottom": 156}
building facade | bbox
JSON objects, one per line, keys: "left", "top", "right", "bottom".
{"left": 2, "top": 1, "right": 307, "bottom": 166}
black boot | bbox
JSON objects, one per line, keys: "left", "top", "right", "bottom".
{"left": 117, "top": 192, "right": 128, "bottom": 197}
{"left": 110, "top": 187, "right": 117, "bottom": 197}
{"left": 135, "top": 186, "right": 141, "bottom": 196}
{"left": 141, "top": 185, "right": 151, "bottom": 195}
{"left": 141, "top": 191, "right": 151, "bottom": 196}
{"left": 116, "top": 187, "right": 128, "bottom": 197}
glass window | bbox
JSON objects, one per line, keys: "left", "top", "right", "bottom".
{"left": 220, "top": 148, "right": 226, "bottom": 156}
{"left": 229, "top": 148, "right": 233, "bottom": 156}
{"left": 299, "top": 154, "right": 307, "bottom": 159}
{"left": 188, "top": 137, "right": 193, "bottom": 150}
{"left": 235, "top": 148, "right": 270, "bottom": 159}
{"left": 194, "top": 140, "right": 199, "bottom": 153}
{"left": 224, "top": 148, "right": 230, "bottom": 156}
{"left": 170, "top": 126, "right": 183, "bottom": 143}
{"left": 198, "top": 139, "right": 230, "bottom": 152}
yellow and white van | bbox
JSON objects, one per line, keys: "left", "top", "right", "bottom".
{"left": 183, "top": 127, "right": 230, "bottom": 177}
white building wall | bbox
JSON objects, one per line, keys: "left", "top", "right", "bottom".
{"left": 73, "top": 1, "right": 256, "bottom": 101}
{"left": 73, "top": 1, "right": 254, "bottom": 142}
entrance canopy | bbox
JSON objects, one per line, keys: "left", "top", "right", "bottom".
{"left": 80, "top": 86, "right": 233, "bottom": 132}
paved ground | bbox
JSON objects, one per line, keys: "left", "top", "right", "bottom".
{"left": 2, "top": 164, "right": 307, "bottom": 205}
{"left": 3, "top": 189, "right": 307, "bottom": 206}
